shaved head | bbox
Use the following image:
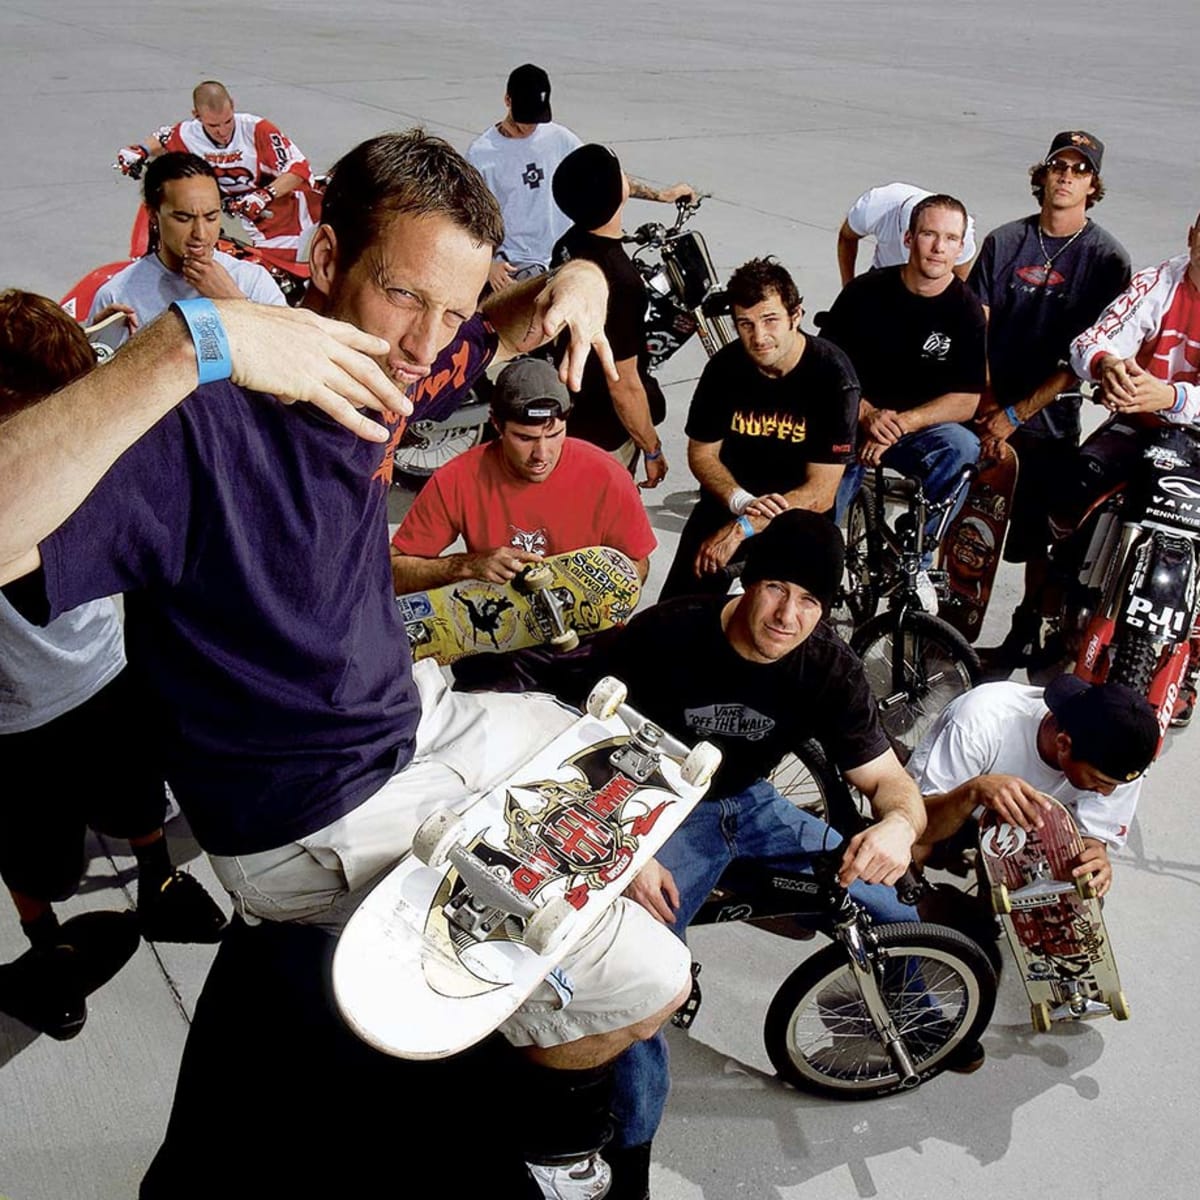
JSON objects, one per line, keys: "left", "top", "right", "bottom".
{"left": 192, "top": 80, "right": 232, "bottom": 112}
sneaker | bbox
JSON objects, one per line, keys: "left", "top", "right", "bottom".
{"left": 528, "top": 1153, "right": 612, "bottom": 1200}
{"left": 139, "top": 871, "right": 228, "bottom": 944}
{"left": 1171, "top": 684, "right": 1196, "bottom": 729}
{"left": 914, "top": 570, "right": 939, "bottom": 615}
{"left": 0, "top": 945, "right": 87, "bottom": 1040}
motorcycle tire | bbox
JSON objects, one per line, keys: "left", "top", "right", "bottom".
{"left": 1109, "top": 631, "right": 1160, "bottom": 695}
{"left": 393, "top": 420, "right": 491, "bottom": 486}
{"left": 850, "top": 610, "right": 980, "bottom": 762}
{"left": 764, "top": 923, "right": 996, "bottom": 1100}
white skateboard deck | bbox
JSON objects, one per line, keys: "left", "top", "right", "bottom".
{"left": 332, "top": 698, "right": 715, "bottom": 1059}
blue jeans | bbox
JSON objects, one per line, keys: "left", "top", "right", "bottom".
{"left": 610, "top": 779, "right": 917, "bottom": 1148}
{"left": 834, "top": 422, "right": 980, "bottom": 551}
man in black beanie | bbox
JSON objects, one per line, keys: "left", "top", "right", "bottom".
{"left": 550, "top": 144, "right": 671, "bottom": 488}
{"left": 580, "top": 509, "right": 930, "bottom": 1197}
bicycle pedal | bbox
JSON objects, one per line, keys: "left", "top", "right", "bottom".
{"left": 671, "top": 961, "right": 703, "bottom": 1029}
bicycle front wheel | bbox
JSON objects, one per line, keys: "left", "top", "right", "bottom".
{"left": 764, "top": 923, "right": 996, "bottom": 1100}
{"left": 850, "top": 610, "right": 980, "bottom": 760}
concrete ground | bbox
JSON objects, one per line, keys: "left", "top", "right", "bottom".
{"left": 2, "top": 1, "right": 1199, "bottom": 1196}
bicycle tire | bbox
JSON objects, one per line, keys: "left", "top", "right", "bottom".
{"left": 764, "top": 923, "right": 996, "bottom": 1100}
{"left": 850, "top": 610, "right": 980, "bottom": 760}
{"left": 768, "top": 739, "right": 867, "bottom": 836}
{"left": 841, "top": 491, "right": 882, "bottom": 626}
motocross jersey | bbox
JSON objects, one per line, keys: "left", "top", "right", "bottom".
{"left": 162, "top": 113, "right": 320, "bottom": 256}
{"left": 1070, "top": 253, "right": 1200, "bottom": 425}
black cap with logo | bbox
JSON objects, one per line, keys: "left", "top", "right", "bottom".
{"left": 1045, "top": 130, "right": 1104, "bottom": 173}
{"left": 740, "top": 510, "right": 845, "bottom": 613}
{"left": 507, "top": 64, "right": 552, "bottom": 124}
{"left": 1044, "top": 674, "right": 1157, "bottom": 782}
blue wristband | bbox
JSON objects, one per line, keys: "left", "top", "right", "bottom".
{"left": 1004, "top": 405, "right": 1022, "bottom": 427}
{"left": 1171, "top": 383, "right": 1188, "bottom": 414}
{"left": 172, "top": 299, "right": 232, "bottom": 385}
{"left": 736, "top": 515, "right": 755, "bottom": 538}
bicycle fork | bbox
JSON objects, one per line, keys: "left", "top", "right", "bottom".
{"left": 835, "top": 918, "right": 921, "bottom": 1088}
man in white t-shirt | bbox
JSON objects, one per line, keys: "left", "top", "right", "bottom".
{"left": 838, "top": 181, "right": 978, "bottom": 286}
{"left": 467, "top": 64, "right": 698, "bottom": 292}
{"left": 907, "top": 675, "right": 1158, "bottom": 896}
{"left": 89, "top": 153, "right": 286, "bottom": 346}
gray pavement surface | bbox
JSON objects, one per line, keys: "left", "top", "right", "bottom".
{"left": 2, "top": 1, "right": 1199, "bottom": 1196}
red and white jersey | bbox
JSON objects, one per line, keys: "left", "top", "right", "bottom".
{"left": 1070, "top": 253, "right": 1200, "bottom": 424}
{"left": 163, "top": 112, "right": 320, "bottom": 256}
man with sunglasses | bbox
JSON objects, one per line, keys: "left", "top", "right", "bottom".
{"left": 968, "top": 131, "right": 1131, "bottom": 673}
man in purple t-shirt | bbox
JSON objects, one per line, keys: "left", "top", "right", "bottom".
{"left": 0, "top": 130, "right": 689, "bottom": 1197}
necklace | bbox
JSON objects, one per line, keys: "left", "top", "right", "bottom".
{"left": 1036, "top": 222, "right": 1087, "bottom": 272}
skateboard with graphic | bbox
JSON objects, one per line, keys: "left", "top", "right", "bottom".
{"left": 978, "top": 793, "right": 1128, "bottom": 1031}
{"left": 938, "top": 444, "right": 1018, "bottom": 643}
{"left": 397, "top": 546, "right": 641, "bottom": 666}
{"left": 331, "top": 677, "right": 720, "bottom": 1059}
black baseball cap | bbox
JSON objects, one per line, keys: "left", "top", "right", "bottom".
{"left": 491, "top": 358, "right": 572, "bottom": 424}
{"left": 1045, "top": 130, "right": 1104, "bottom": 173}
{"left": 507, "top": 64, "right": 552, "bottom": 124}
{"left": 740, "top": 510, "right": 845, "bottom": 612}
{"left": 1044, "top": 674, "right": 1157, "bottom": 782}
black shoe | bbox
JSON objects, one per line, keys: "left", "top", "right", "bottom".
{"left": 977, "top": 609, "right": 1042, "bottom": 680}
{"left": 139, "top": 871, "right": 228, "bottom": 944}
{"left": 605, "top": 1142, "right": 652, "bottom": 1200}
{"left": 0, "top": 944, "right": 87, "bottom": 1039}
{"left": 945, "top": 1040, "right": 986, "bottom": 1074}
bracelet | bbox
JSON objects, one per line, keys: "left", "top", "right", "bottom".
{"left": 171, "top": 299, "right": 232, "bottom": 385}
{"left": 1004, "top": 405, "right": 1023, "bottom": 427}
{"left": 643, "top": 445, "right": 663, "bottom": 462}
{"left": 1171, "top": 383, "right": 1188, "bottom": 414}
{"left": 736, "top": 515, "right": 755, "bottom": 538}
{"left": 136, "top": 144, "right": 150, "bottom": 157}
{"left": 728, "top": 488, "right": 754, "bottom": 515}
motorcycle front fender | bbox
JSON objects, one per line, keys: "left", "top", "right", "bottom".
{"left": 1118, "top": 529, "right": 1198, "bottom": 644}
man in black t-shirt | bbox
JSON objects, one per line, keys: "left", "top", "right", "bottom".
{"left": 659, "top": 258, "right": 859, "bottom": 601}
{"left": 589, "top": 512, "right": 929, "bottom": 1197}
{"left": 823, "top": 195, "right": 986, "bottom": 557}
{"left": 968, "top": 131, "right": 1131, "bottom": 671}
{"left": 550, "top": 143, "right": 668, "bottom": 488}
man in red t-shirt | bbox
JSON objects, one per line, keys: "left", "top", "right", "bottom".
{"left": 390, "top": 357, "right": 656, "bottom": 594}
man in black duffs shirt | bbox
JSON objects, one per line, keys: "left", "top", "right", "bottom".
{"left": 658, "top": 257, "right": 859, "bottom": 601}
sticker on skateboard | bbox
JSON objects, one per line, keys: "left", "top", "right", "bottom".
{"left": 398, "top": 546, "right": 641, "bottom": 665}
{"left": 979, "top": 793, "right": 1129, "bottom": 1030}
{"left": 332, "top": 677, "right": 720, "bottom": 1059}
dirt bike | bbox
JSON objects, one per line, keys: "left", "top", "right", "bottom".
{"left": 392, "top": 195, "right": 734, "bottom": 486}
{"left": 1056, "top": 403, "right": 1200, "bottom": 750}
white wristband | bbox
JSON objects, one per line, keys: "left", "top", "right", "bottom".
{"left": 729, "top": 488, "right": 755, "bottom": 515}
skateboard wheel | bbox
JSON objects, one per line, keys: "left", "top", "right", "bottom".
{"left": 1075, "top": 874, "right": 1098, "bottom": 901}
{"left": 551, "top": 628, "right": 580, "bottom": 653}
{"left": 411, "top": 810, "right": 466, "bottom": 869}
{"left": 587, "top": 676, "right": 628, "bottom": 720}
{"left": 524, "top": 897, "right": 575, "bottom": 956}
{"left": 990, "top": 883, "right": 1012, "bottom": 916}
{"left": 1031, "top": 1001, "right": 1053, "bottom": 1033}
{"left": 519, "top": 564, "right": 553, "bottom": 592}
{"left": 1109, "top": 990, "right": 1131, "bottom": 1021}
{"left": 681, "top": 741, "right": 722, "bottom": 789}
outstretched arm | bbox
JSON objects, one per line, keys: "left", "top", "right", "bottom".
{"left": 0, "top": 303, "right": 408, "bottom": 586}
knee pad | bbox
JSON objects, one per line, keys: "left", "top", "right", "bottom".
{"left": 514, "top": 1059, "right": 615, "bottom": 1164}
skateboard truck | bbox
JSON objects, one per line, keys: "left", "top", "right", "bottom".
{"left": 518, "top": 565, "right": 580, "bottom": 652}
{"left": 609, "top": 720, "right": 668, "bottom": 782}
{"left": 442, "top": 846, "right": 536, "bottom": 941}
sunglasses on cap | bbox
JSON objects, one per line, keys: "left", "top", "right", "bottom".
{"left": 1045, "top": 157, "right": 1094, "bottom": 176}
